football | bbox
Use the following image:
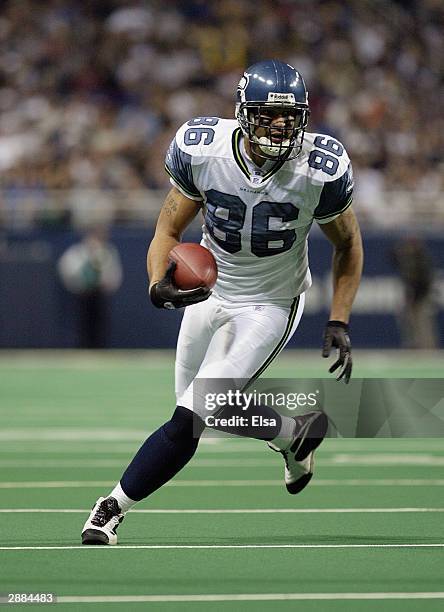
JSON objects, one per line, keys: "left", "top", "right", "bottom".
{"left": 169, "top": 243, "right": 217, "bottom": 290}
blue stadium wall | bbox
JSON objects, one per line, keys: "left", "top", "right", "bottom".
{"left": 1, "top": 227, "right": 443, "bottom": 348}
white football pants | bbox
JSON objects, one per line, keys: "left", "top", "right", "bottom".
{"left": 175, "top": 292, "right": 305, "bottom": 419}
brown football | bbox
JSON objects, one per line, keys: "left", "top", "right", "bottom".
{"left": 169, "top": 243, "right": 217, "bottom": 290}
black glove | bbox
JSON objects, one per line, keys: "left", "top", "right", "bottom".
{"left": 149, "top": 261, "right": 211, "bottom": 309}
{"left": 322, "top": 320, "right": 352, "bottom": 384}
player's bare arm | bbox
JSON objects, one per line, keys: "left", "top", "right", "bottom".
{"left": 320, "top": 206, "right": 363, "bottom": 324}
{"left": 147, "top": 187, "right": 201, "bottom": 287}
{"left": 147, "top": 187, "right": 210, "bottom": 309}
{"left": 319, "top": 206, "right": 363, "bottom": 382}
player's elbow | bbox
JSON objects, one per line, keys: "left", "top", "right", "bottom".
{"left": 335, "top": 228, "right": 363, "bottom": 254}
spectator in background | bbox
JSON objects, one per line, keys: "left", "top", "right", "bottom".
{"left": 391, "top": 237, "right": 438, "bottom": 349}
{"left": 57, "top": 226, "right": 122, "bottom": 348}
{"left": 0, "top": 0, "right": 442, "bottom": 229}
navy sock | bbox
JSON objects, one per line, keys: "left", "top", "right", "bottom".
{"left": 119, "top": 400, "right": 281, "bottom": 502}
{"left": 120, "top": 406, "right": 204, "bottom": 502}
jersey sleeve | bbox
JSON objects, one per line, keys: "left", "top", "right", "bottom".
{"left": 314, "top": 161, "right": 354, "bottom": 224}
{"left": 164, "top": 134, "right": 203, "bottom": 201}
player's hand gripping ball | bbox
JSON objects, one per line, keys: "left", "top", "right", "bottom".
{"left": 150, "top": 243, "right": 217, "bottom": 309}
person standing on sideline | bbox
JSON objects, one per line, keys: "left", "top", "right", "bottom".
{"left": 391, "top": 237, "right": 437, "bottom": 349}
{"left": 58, "top": 226, "right": 123, "bottom": 348}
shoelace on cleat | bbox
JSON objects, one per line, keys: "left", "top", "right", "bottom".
{"left": 91, "top": 498, "right": 121, "bottom": 528}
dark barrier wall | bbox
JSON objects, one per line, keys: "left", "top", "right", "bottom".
{"left": 1, "top": 227, "right": 443, "bottom": 348}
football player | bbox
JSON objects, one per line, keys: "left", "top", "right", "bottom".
{"left": 82, "top": 60, "right": 363, "bottom": 545}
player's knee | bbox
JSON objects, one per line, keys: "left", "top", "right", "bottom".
{"left": 163, "top": 405, "right": 205, "bottom": 442}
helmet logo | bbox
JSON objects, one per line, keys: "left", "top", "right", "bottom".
{"left": 267, "top": 92, "right": 296, "bottom": 103}
{"left": 238, "top": 74, "right": 249, "bottom": 90}
{"left": 237, "top": 73, "right": 250, "bottom": 105}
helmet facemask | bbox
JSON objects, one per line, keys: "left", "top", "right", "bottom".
{"left": 236, "top": 102, "right": 309, "bottom": 161}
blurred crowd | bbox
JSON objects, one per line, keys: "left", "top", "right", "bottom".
{"left": 0, "top": 0, "right": 442, "bottom": 228}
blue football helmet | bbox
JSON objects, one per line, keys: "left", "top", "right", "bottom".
{"left": 235, "top": 59, "right": 310, "bottom": 160}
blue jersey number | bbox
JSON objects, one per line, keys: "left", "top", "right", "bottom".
{"left": 205, "top": 190, "right": 246, "bottom": 254}
{"left": 308, "top": 136, "right": 344, "bottom": 176}
{"left": 184, "top": 117, "right": 219, "bottom": 146}
{"left": 252, "top": 201, "right": 299, "bottom": 257}
{"left": 205, "top": 190, "right": 299, "bottom": 257}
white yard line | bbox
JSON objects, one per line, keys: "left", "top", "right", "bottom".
{"left": 0, "top": 446, "right": 139, "bottom": 455}
{"left": 2, "top": 456, "right": 444, "bottom": 468}
{"left": 1, "top": 479, "right": 444, "bottom": 488}
{"left": 2, "top": 544, "right": 444, "bottom": 551}
{"left": 2, "top": 444, "right": 444, "bottom": 456}
{"left": 0, "top": 507, "right": 443, "bottom": 514}
{"left": 53, "top": 592, "right": 444, "bottom": 603}
{"left": 328, "top": 454, "right": 444, "bottom": 465}
{"left": 0, "top": 429, "right": 146, "bottom": 441}
{"left": 1, "top": 431, "right": 444, "bottom": 451}
{"left": 0, "top": 460, "right": 130, "bottom": 468}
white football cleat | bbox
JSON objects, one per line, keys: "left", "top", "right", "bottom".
{"left": 81, "top": 497, "right": 124, "bottom": 545}
{"left": 269, "top": 410, "right": 328, "bottom": 494}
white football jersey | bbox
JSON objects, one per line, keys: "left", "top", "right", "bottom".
{"left": 165, "top": 118, "right": 353, "bottom": 306}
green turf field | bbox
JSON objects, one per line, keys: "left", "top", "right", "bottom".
{"left": 1, "top": 350, "right": 444, "bottom": 611}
